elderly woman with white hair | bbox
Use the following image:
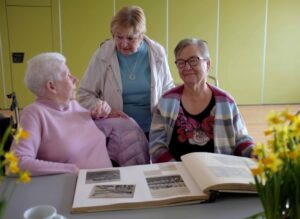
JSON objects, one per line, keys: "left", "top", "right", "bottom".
{"left": 10, "top": 52, "right": 149, "bottom": 176}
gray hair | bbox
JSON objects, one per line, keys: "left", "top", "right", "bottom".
{"left": 174, "top": 38, "right": 210, "bottom": 59}
{"left": 24, "top": 52, "right": 66, "bottom": 96}
{"left": 111, "top": 5, "right": 146, "bottom": 36}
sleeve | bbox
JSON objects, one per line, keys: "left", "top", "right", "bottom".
{"left": 149, "top": 104, "right": 175, "bottom": 163}
{"left": 159, "top": 46, "right": 175, "bottom": 94}
{"left": 77, "top": 50, "right": 105, "bottom": 110}
{"left": 95, "top": 117, "right": 150, "bottom": 166}
{"left": 10, "top": 109, "right": 78, "bottom": 176}
{"left": 232, "top": 104, "right": 255, "bottom": 157}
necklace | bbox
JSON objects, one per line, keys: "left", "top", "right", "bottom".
{"left": 124, "top": 51, "right": 141, "bottom": 80}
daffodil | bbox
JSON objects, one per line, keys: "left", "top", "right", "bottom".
{"left": 6, "top": 161, "right": 20, "bottom": 174}
{"left": 262, "top": 153, "right": 282, "bottom": 173}
{"left": 251, "top": 162, "right": 264, "bottom": 177}
{"left": 252, "top": 110, "right": 300, "bottom": 219}
{"left": 291, "top": 116, "right": 300, "bottom": 135}
{"left": 13, "top": 126, "right": 29, "bottom": 145}
{"left": 267, "top": 110, "right": 282, "bottom": 125}
{"left": 281, "top": 109, "right": 295, "bottom": 122}
{"left": 253, "top": 143, "right": 268, "bottom": 159}
{"left": 3, "top": 150, "right": 19, "bottom": 164}
{"left": 288, "top": 150, "right": 299, "bottom": 160}
{"left": 18, "top": 170, "right": 31, "bottom": 183}
{"left": 264, "top": 128, "right": 274, "bottom": 136}
{"left": 0, "top": 124, "right": 31, "bottom": 216}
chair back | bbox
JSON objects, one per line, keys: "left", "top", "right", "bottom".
{"left": 208, "top": 75, "right": 219, "bottom": 87}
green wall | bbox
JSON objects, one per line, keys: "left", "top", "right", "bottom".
{"left": 264, "top": 0, "right": 300, "bottom": 103}
{"left": 1, "top": 0, "right": 300, "bottom": 108}
{"left": 218, "top": 0, "right": 265, "bottom": 104}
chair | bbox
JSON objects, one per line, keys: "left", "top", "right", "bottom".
{"left": 0, "top": 92, "right": 20, "bottom": 156}
{"left": 208, "top": 75, "right": 219, "bottom": 87}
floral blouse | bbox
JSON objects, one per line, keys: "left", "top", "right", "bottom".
{"left": 169, "top": 96, "right": 215, "bottom": 161}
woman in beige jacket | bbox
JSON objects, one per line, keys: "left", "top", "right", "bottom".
{"left": 78, "top": 6, "right": 174, "bottom": 137}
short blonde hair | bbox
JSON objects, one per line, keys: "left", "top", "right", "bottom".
{"left": 111, "top": 5, "right": 146, "bottom": 36}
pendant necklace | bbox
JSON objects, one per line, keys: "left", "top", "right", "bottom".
{"left": 124, "top": 48, "right": 142, "bottom": 81}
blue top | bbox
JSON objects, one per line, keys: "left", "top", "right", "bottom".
{"left": 117, "top": 40, "right": 151, "bottom": 132}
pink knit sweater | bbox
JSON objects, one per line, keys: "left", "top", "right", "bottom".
{"left": 10, "top": 98, "right": 112, "bottom": 176}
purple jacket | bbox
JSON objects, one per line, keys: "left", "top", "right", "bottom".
{"left": 95, "top": 118, "right": 150, "bottom": 166}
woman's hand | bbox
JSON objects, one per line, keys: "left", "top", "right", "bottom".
{"left": 91, "top": 100, "right": 111, "bottom": 119}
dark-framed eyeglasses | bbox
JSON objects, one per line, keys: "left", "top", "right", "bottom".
{"left": 175, "top": 56, "right": 206, "bottom": 69}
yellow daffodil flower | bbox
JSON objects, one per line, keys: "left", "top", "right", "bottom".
{"left": 253, "top": 143, "right": 268, "bottom": 158}
{"left": 291, "top": 117, "right": 300, "bottom": 135}
{"left": 288, "top": 150, "right": 299, "bottom": 160}
{"left": 251, "top": 162, "right": 264, "bottom": 177}
{"left": 3, "top": 150, "right": 19, "bottom": 164}
{"left": 252, "top": 110, "right": 300, "bottom": 218}
{"left": 281, "top": 109, "right": 295, "bottom": 122}
{"left": 13, "top": 125, "right": 29, "bottom": 145}
{"left": 267, "top": 111, "right": 282, "bottom": 125}
{"left": 7, "top": 161, "right": 20, "bottom": 174}
{"left": 262, "top": 153, "right": 282, "bottom": 173}
{"left": 18, "top": 171, "right": 31, "bottom": 183}
{"left": 264, "top": 128, "right": 274, "bottom": 136}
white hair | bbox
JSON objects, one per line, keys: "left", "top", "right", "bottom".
{"left": 24, "top": 52, "right": 66, "bottom": 96}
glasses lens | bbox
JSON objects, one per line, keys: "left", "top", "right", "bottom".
{"left": 115, "top": 34, "right": 139, "bottom": 43}
{"left": 175, "top": 60, "right": 185, "bottom": 69}
{"left": 188, "top": 57, "right": 200, "bottom": 66}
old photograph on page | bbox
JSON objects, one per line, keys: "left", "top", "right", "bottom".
{"left": 86, "top": 169, "right": 120, "bottom": 184}
{"left": 89, "top": 185, "right": 136, "bottom": 198}
{"left": 72, "top": 163, "right": 208, "bottom": 212}
{"left": 146, "top": 175, "right": 190, "bottom": 198}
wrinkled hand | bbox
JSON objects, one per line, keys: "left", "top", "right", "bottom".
{"left": 91, "top": 100, "right": 111, "bottom": 119}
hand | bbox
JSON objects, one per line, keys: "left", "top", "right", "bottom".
{"left": 91, "top": 100, "right": 111, "bottom": 119}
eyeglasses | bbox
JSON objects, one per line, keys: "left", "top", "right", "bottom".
{"left": 114, "top": 34, "right": 140, "bottom": 44}
{"left": 175, "top": 56, "right": 206, "bottom": 69}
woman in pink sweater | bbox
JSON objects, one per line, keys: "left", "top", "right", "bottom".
{"left": 10, "top": 53, "right": 114, "bottom": 176}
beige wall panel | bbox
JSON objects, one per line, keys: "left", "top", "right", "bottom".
{"left": 6, "top": 6, "right": 53, "bottom": 108}
{"left": 0, "top": 49, "right": 4, "bottom": 108}
{"left": 264, "top": 0, "right": 300, "bottom": 104}
{"left": 218, "top": 0, "right": 265, "bottom": 104}
{"left": 1, "top": 0, "right": 300, "bottom": 106}
{"left": 169, "top": 0, "right": 218, "bottom": 84}
{"left": 61, "top": 0, "right": 113, "bottom": 80}
{"left": 0, "top": 0, "right": 11, "bottom": 108}
{"left": 5, "top": 0, "right": 50, "bottom": 6}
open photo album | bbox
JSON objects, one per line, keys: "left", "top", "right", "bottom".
{"left": 71, "top": 152, "right": 257, "bottom": 213}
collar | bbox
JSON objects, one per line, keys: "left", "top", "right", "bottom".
{"left": 36, "top": 97, "right": 70, "bottom": 111}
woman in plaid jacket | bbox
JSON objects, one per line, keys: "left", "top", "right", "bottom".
{"left": 149, "top": 38, "right": 254, "bottom": 163}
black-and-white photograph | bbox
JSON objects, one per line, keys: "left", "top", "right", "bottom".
{"left": 146, "top": 175, "right": 190, "bottom": 198}
{"left": 86, "top": 170, "right": 121, "bottom": 184}
{"left": 89, "top": 185, "right": 136, "bottom": 199}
